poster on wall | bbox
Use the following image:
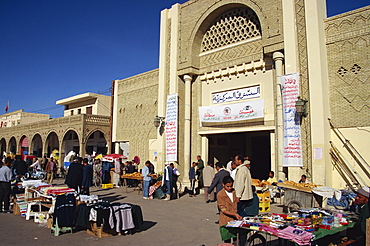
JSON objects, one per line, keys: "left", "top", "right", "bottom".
{"left": 165, "top": 93, "right": 178, "bottom": 162}
{"left": 281, "top": 73, "right": 303, "bottom": 167}
{"left": 199, "top": 99, "right": 264, "bottom": 123}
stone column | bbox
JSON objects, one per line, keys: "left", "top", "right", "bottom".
{"left": 183, "top": 74, "right": 192, "bottom": 182}
{"left": 273, "top": 51, "right": 285, "bottom": 181}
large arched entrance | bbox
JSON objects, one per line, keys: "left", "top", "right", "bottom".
{"left": 62, "top": 130, "right": 80, "bottom": 157}
{"left": 0, "top": 138, "right": 6, "bottom": 155}
{"left": 31, "top": 134, "right": 43, "bottom": 157}
{"left": 86, "top": 130, "right": 107, "bottom": 156}
{"left": 19, "top": 135, "right": 29, "bottom": 156}
{"left": 8, "top": 137, "right": 16, "bottom": 154}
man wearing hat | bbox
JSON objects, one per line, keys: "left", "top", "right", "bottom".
{"left": 328, "top": 186, "right": 369, "bottom": 246}
{"left": 344, "top": 186, "right": 370, "bottom": 245}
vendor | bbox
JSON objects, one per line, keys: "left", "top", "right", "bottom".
{"left": 326, "top": 186, "right": 369, "bottom": 246}
{"left": 267, "top": 171, "right": 277, "bottom": 185}
{"left": 298, "top": 174, "right": 309, "bottom": 184}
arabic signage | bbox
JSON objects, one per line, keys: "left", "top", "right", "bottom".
{"left": 281, "top": 73, "right": 303, "bottom": 167}
{"left": 212, "top": 85, "right": 260, "bottom": 104}
{"left": 199, "top": 99, "right": 264, "bottom": 123}
{"left": 165, "top": 93, "right": 178, "bottom": 162}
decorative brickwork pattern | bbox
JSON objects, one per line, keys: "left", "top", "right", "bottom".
{"left": 201, "top": 7, "right": 261, "bottom": 52}
{"left": 115, "top": 70, "right": 159, "bottom": 161}
{"left": 325, "top": 6, "right": 370, "bottom": 128}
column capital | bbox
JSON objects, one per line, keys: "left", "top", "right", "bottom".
{"left": 273, "top": 51, "right": 284, "bottom": 61}
{"left": 183, "top": 74, "right": 193, "bottom": 83}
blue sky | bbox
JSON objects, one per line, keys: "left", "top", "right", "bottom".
{"left": 0, "top": 0, "right": 368, "bottom": 118}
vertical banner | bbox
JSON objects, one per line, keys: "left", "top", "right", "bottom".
{"left": 165, "top": 93, "right": 178, "bottom": 162}
{"left": 281, "top": 73, "right": 303, "bottom": 167}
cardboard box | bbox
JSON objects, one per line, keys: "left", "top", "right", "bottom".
{"left": 47, "top": 218, "right": 53, "bottom": 229}
{"left": 87, "top": 222, "right": 116, "bottom": 238}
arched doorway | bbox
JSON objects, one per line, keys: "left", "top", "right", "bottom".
{"left": 19, "top": 135, "right": 29, "bottom": 156}
{"left": 86, "top": 130, "right": 107, "bottom": 156}
{"left": 62, "top": 130, "right": 80, "bottom": 157}
{"left": 31, "top": 134, "right": 43, "bottom": 157}
{"left": 45, "top": 132, "right": 59, "bottom": 157}
{"left": 0, "top": 138, "right": 6, "bottom": 156}
{"left": 8, "top": 137, "right": 16, "bottom": 154}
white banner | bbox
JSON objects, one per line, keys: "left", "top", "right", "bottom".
{"left": 212, "top": 85, "right": 261, "bottom": 104}
{"left": 281, "top": 73, "right": 303, "bottom": 167}
{"left": 199, "top": 99, "right": 264, "bottom": 123}
{"left": 165, "top": 93, "right": 178, "bottom": 162}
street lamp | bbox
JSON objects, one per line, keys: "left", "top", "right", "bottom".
{"left": 153, "top": 115, "right": 165, "bottom": 128}
{"left": 295, "top": 97, "right": 308, "bottom": 117}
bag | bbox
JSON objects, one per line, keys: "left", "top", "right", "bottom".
{"left": 160, "top": 184, "right": 168, "bottom": 193}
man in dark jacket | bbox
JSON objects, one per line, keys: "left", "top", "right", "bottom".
{"left": 207, "top": 162, "right": 230, "bottom": 196}
{"left": 12, "top": 155, "right": 27, "bottom": 178}
{"left": 65, "top": 157, "right": 83, "bottom": 192}
{"left": 81, "top": 158, "right": 93, "bottom": 195}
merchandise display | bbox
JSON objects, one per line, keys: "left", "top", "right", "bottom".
{"left": 222, "top": 208, "right": 356, "bottom": 245}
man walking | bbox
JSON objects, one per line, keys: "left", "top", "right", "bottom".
{"left": 196, "top": 155, "right": 204, "bottom": 193}
{"left": 45, "top": 157, "right": 57, "bottom": 184}
{"left": 203, "top": 161, "right": 215, "bottom": 203}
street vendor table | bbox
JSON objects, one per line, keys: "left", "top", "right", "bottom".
{"left": 221, "top": 222, "right": 355, "bottom": 246}
{"left": 121, "top": 175, "right": 143, "bottom": 194}
{"left": 278, "top": 183, "right": 323, "bottom": 213}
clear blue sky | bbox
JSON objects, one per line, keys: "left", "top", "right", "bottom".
{"left": 0, "top": 0, "right": 368, "bottom": 118}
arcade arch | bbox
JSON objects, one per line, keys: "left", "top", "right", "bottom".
{"left": 8, "top": 137, "right": 16, "bottom": 154}
{"left": 45, "top": 132, "right": 59, "bottom": 158}
{"left": 19, "top": 135, "right": 29, "bottom": 156}
{"left": 85, "top": 130, "right": 107, "bottom": 156}
{"left": 0, "top": 138, "right": 6, "bottom": 155}
{"left": 62, "top": 129, "right": 80, "bottom": 157}
{"left": 31, "top": 134, "right": 43, "bottom": 157}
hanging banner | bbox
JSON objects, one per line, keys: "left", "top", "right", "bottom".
{"left": 199, "top": 99, "right": 264, "bottom": 123}
{"left": 165, "top": 93, "right": 178, "bottom": 162}
{"left": 281, "top": 73, "right": 303, "bottom": 167}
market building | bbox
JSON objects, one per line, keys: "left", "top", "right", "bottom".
{"left": 112, "top": 0, "right": 370, "bottom": 188}
{"left": 0, "top": 92, "right": 111, "bottom": 163}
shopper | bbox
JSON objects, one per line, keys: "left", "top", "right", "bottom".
{"left": 142, "top": 161, "right": 151, "bottom": 199}
{"left": 195, "top": 155, "right": 204, "bottom": 192}
{"left": 170, "top": 163, "right": 180, "bottom": 199}
{"left": 217, "top": 175, "right": 242, "bottom": 244}
{"left": 189, "top": 162, "right": 196, "bottom": 197}
{"left": 12, "top": 155, "right": 27, "bottom": 179}
{"left": 45, "top": 157, "right": 57, "bottom": 184}
{"left": 234, "top": 154, "right": 253, "bottom": 217}
{"left": 81, "top": 158, "right": 93, "bottom": 195}
{"left": 162, "top": 163, "right": 172, "bottom": 201}
{"left": 65, "top": 157, "right": 84, "bottom": 192}
{"left": 0, "top": 157, "right": 13, "bottom": 213}
{"left": 203, "top": 160, "right": 215, "bottom": 203}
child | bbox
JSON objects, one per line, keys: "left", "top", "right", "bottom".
{"left": 188, "top": 162, "right": 196, "bottom": 197}
{"left": 217, "top": 176, "right": 242, "bottom": 244}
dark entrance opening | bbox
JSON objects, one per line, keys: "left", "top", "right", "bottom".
{"left": 208, "top": 131, "right": 271, "bottom": 180}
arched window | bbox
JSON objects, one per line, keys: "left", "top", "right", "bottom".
{"left": 201, "top": 7, "right": 261, "bottom": 52}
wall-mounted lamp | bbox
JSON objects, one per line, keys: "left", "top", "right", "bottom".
{"left": 153, "top": 115, "right": 165, "bottom": 128}
{"left": 295, "top": 96, "right": 308, "bottom": 117}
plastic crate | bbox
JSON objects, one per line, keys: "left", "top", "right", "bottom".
{"left": 257, "top": 191, "right": 270, "bottom": 202}
{"left": 259, "top": 201, "right": 271, "bottom": 212}
{"left": 102, "top": 183, "right": 114, "bottom": 189}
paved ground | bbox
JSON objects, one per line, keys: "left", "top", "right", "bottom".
{"left": 0, "top": 179, "right": 284, "bottom": 246}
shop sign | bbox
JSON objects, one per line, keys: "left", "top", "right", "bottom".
{"left": 165, "top": 93, "right": 178, "bottom": 162}
{"left": 281, "top": 73, "right": 303, "bottom": 167}
{"left": 199, "top": 99, "right": 264, "bottom": 123}
{"left": 212, "top": 85, "right": 260, "bottom": 104}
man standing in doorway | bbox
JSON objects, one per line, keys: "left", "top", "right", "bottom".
{"left": 195, "top": 155, "right": 204, "bottom": 193}
{"left": 234, "top": 154, "right": 253, "bottom": 217}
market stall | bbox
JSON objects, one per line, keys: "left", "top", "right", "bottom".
{"left": 221, "top": 208, "right": 355, "bottom": 246}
